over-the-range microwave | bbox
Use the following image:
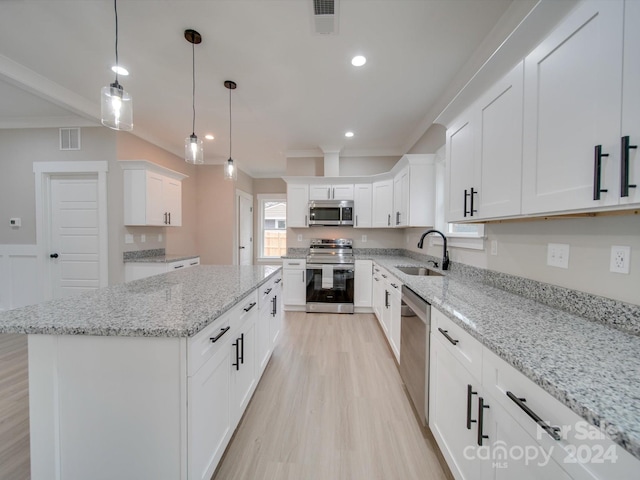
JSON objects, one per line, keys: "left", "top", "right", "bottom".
{"left": 308, "top": 200, "right": 354, "bottom": 226}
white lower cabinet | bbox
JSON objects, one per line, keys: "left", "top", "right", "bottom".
{"left": 282, "top": 259, "right": 306, "bottom": 308}
{"left": 430, "top": 307, "right": 640, "bottom": 480}
{"left": 354, "top": 259, "right": 373, "bottom": 308}
{"left": 257, "top": 274, "right": 282, "bottom": 377}
{"left": 230, "top": 297, "right": 257, "bottom": 428}
{"left": 371, "top": 263, "right": 401, "bottom": 362}
{"left": 124, "top": 256, "right": 200, "bottom": 282}
{"left": 387, "top": 277, "right": 402, "bottom": 363}
{"left": 372, "top": 265, "right": 384, "bottom": 321}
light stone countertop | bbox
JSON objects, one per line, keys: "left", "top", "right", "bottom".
{"left": 123, "top": 254, "right": 200, "bottom": 263}
{"left": 364, "top": 254, "right": 640, "bottom": 461}
{"left": 0, "top": 265, "right": 281, "bottom": 337}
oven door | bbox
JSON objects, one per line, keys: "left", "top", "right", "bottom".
{"left": 306, "top": 264, "right": 354, "bottom": 313}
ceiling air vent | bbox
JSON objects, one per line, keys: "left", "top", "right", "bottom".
{"left": 312, "top": 0, "right": 339, "bottom": 35}
{"left": 59, "top": 128, "right": 81, "bottom": 151}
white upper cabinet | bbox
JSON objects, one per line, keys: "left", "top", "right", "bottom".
{"left": 353, "top": 183, "right": 373, "bottom": 228}
{"left": 372, "top": 179, "right": 394, "bottom": 228}
{"left": 393, "top": 155, "right": 436, "bottom": 227}
{"left": 286, "top": 184, "right": 309, "bottom": 228}
{"left": 121, "top": 160, "right": 187, "bottom": 227}
{"left": 621, "top": 0, "right": 640, "bottom": 205}
{"left": 522, "top": 1, "right": 624, "bottom": 214}
{"left": 393, "top": 168, "right": 409, "bottom": 227}
{"left": 309, "top": 184, "right": 354, "bottom": 200}
{"left": 446, "top": 62, "right": 524, "bottom": 223}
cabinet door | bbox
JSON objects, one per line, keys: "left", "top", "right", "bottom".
{"left": 231, "top": 312, "right": 256, "bottom": 427}
{"left": 287, "top": 184, "right": 309, "bottom": 227}
{"left": 620, "top": 0, "right": 640, "bottom": 206}
{"left": 164, "top": 177, "right": 182, "bottom": 226}
{"left": 257, "top": 301, "right": 272, "bottom": 377}
{"left": 146, "top": 171, "right": 166, "bottom": 226}
{"left": 309, "top": 184, "right": 331, "bottom": 200}
{"left": 283, "top": 268, "right": 307, "bottom": 306}
{"left": 188, "top": 342, "right": 232, "bottom": 480}
{"left": 388, "top": 283, "right": 401, "bottom": 362}
{"left": 475, "top": 62, "right": 524, "bottom": 219}
{"left": 522, "top": 1, "right": 624, "bottom": 214}
{"left": 269, "top": 283, "right": 282, "bottom": 345}
{"left": 372, "top": 267, "right": 384, "bottom": 321}
{"left": 354, "top": 183, "right": 372, "bottom": 228}
{"left": 381, "top": 288, "right": 391, "bottom": 337}
{"left": 393, "top": 169, "right": 409, "bottom": 227}
{"left": 372, "top": 179, "right": 393, "bottom": 228}
{"left": 481, "top": 392, "right": 572, "bottom": 480}
{"left": 332, "top": 184, "right": 354, "bottom": 200}
{"left": 354, "top": 260, "right": 372, "bottom": 308}
{"left": 430, "top": 333, "right": 482, "bottom": 480}
{"left": 447, "top": 113, "right": 476, "bottom": 223}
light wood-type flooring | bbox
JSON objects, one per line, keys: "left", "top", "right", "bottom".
{"left": 0, "top": 333, "right": 30, "bottom": 480}
{"left": 213, "top": 312, "right": 450, "bottom": 480}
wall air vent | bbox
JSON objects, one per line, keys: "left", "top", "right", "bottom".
{"left": 312, "top": 0, "right": 339, "bottom": 35}
{"left": 59, "top": 128, "right": 81, "bottom": 151}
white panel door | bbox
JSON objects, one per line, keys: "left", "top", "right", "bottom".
{"left": 286, "top": 184, "right": 309, "bottom": 228}
{"left": 145, "top": 171, "right": 165, "bottom": 226}
{"left": 522, "top": 1, "right": 624, "bottom": 214}
{"left": 353, "top": 183, "right": 372, "bottom": 228}
{"left": 446, "top": 113, "right": 475, "bottom": 222}
{"left": 372, "top": 179, "right": 393, "bottom": 228}
{"left": 49, "top": 175, "right": 101, "bottom": 299}
{"left": 237, "top": 193, "right": 253, "bottom": 265}
{"left": 164, "top": 177, "right": 182, "bottom": 226}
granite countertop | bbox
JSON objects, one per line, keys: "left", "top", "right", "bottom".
{"left": 364, "top": 254, "right": 640, "bottom": 461}
{"left": 0, "top": 265, "right": 281, "bottom": 337}
{"left": 123, "top": 253, "right": 200, "bottom": 264}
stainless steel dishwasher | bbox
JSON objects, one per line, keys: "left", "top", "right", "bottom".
{"left": 399, "top": 285, "right": 430, "bottom": 426}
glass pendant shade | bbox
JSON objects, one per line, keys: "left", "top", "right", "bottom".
{"left": 101, "top": 81, "right": 133, "bottom": 131}
{"left": 224, "top": 157, "right": 237, "bottom": 181}
{"left": 185, "top": 133, "right": 204, "bottom": 164}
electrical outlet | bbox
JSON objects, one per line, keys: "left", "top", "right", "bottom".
{"left": 140, "top": 234, "right": 146, "bottom": 243}
{"left": 610, "top": 245, "right": 630, "bottom": 274}
{"left": 124, "top": 234, "right": 134, "bottom": 244}
{"left": 158, "top": 234, "right": 163, "bottom": 242}
{"left": 547, "top": 243, "right": 570, "bottom": 269}
{"left": 490, "top": 240, "right": 498, "bottom": 256}
{"left": 362, "top": 235, "right": 367, "bottom": 243}
{"left": 297, "top": 234, "right": 303, "bottom": 242}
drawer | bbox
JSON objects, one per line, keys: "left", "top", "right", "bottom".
{"left": 186, "top": 257, "right": 200, "bottom": 267}
{"left": 431, "top": 307, "right": 483, "bottom": 382}
{"left": 167, "top": 260, "right": 188, "bottom": 271}
{"left": 482, "top": 348, "right": 640, "bottom": 480}
{"left": 258, "top": 277, "right": 277, "bottom": 309}
{"left": 283, "top": 259, "right": 305, "bottom": 269}
{"left": 188, "top": 310, "right": 232, "bottom": 376}
{"left": 236, "top": 290, "right": 259, "bottom": 327}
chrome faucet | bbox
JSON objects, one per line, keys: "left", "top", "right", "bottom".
{"left": 417, "top": 229, "right": 450, "bottom": 271}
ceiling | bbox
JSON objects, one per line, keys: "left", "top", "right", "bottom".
{"left": 0, "top": 0, "right": 517, "bottom": 177}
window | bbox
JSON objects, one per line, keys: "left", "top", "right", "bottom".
{"left": 257, "top": 194, "right": 287, "bottom": 259}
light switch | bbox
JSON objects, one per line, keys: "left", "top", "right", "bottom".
{"left": 9, "top": 217, "right": 21, "bottom": 228}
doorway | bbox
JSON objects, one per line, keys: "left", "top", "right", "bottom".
{"left": 236, "top": 190, "right": 253, "bottom": 265}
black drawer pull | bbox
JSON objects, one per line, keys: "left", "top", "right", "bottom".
{"left": 438, "top": 327, "right": 459, "bottom": 346}
{"left": 621, "top": 136, "right": 637, "bottom": 197}
{"left": 210, "top": 326, "right": 230, "bottom": 343}
{"left": 190, "top": 261, "right": 199, "bottom": 266}
{"left": 593, "top": 145, "right": 610, "bottom": 200}
{"left": 506, "top": 391, "right": 562, "bottom": 441}
{"left": 466, "top": 384, "right": 477, "bottom": 430}
{"left": 173, "top": 264, "right": 184, "bottom": 269}
{"left": 391, "top": 283, "right": 398, "bottom": 289}
{"left": 243, "top": 302, "right": 257, "bottom": 312}
{"left": 264, "top": 288, "right": 272, "bottom": 295}
{"left": 477, "top": 397, "right": 490, "bottom": 446}
{"left": 274, "top": 278, "right": 282, "bottom": 284}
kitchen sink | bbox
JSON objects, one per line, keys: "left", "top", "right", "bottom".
{"left": 395, "top": 266, "right": 443, "bottom": 277}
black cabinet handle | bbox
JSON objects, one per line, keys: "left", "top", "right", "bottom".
{"left": 210, "top": 326, "right": 230, "bottom": 343}
{"left": 239, "top": 333, "right": 244, "bottom": 364}
{"left": 438, "top": 327, "right": 459, "bottom": 346}
{"left": 391, "top": 283, "right": 398, "bottom": 289}
{"left": 466, "top": 384, "right": 477, "bottom": 430}
{"left": 621, "top": 136, "right": 637, "bottom": 197}
{"left": 396, "top": 211, "right": 400, "bottom": 225}
{"left": 243, "top": 302, "right": 257, "bottom": 312}
{"left": 387, "top": 213, "right": 391, "bottom": 226}
{"left": 385, "top": 290, "right": 390, "bottom": 308}
{"left": 173, "top": 264, "right": 184, "bottom": 269}
{"left": 232, "top": 339, "right": 240, "bottom": 370}
{"left": 506, "top": 391, "right": 562, "bottom": 441}
{"left": 381, "top": 274, "right": 387, "bottom": 279}
{"left": 477, "top": 397, "right": 490, "bottom": 446}
{"left": 50, "top": 253, "right": 59, "bottom": 259}
{"left": 470, "top": 187, "right": 477, "bottom": 216}
{"left": 164, "top": 212, "right": 167, "bottom": 225}
{"left": 463, "top": 189, "right": 469, "bottom": 217}
{"left": 593, "top": 145, "right": 610, "bottom": 200}
{"left": 355, "top": 215, "right": 358, "bottom": 227}
{"left": 274, "top": 278, "right": 282, "bottom": 284}
{"left": 332, "top": 187, "right": 335, "bottom": 199}
{"left": 168, "top": 212, "right": 171, "bottom": 224}
{"left": 264, "top": 287, "right": 272, "bottom": 295}
{"left": 190, "top": 261, "right": 198, "bottom": 266}
{"left": 271, "top": 295, "right": 277, "bottom": 317}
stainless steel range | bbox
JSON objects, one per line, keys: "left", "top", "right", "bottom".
{"left": 306, "top": 238, "right": 354, "bottom": 314}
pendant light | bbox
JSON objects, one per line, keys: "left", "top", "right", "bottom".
{"left": 100, "top": 0, "right": 133, "bottom": 131}
{"left": 184, "top": 29, "right": 204, "bottom": 164}
{"left": 224, "top": 80, "right": 238, "bottom": 181}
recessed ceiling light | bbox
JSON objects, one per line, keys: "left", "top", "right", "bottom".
{"left": 111, "top": 65, "right": 129, "bottom": 76}
{"left": 351, "top": 56, "right": 366, "bottom": 67}
{"left": 205, "top": 134, "right": 215, "bottom": 140}
{"left": 345, "top": 131, "right": 354, "bottom": 138}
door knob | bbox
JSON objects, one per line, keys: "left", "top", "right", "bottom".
{"left": 239, "top": 246, "right": 245, "bottom": 249}
{"left": 50, "top": 253, "right": 59, "bottom": 258}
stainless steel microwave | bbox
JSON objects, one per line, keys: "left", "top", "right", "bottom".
{"left": 308, "top": 200, "right": 354, "bottom": 226}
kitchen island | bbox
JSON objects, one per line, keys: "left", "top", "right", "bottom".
{"left": 0, "top": 264, "right": 283, "bottom": 480}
